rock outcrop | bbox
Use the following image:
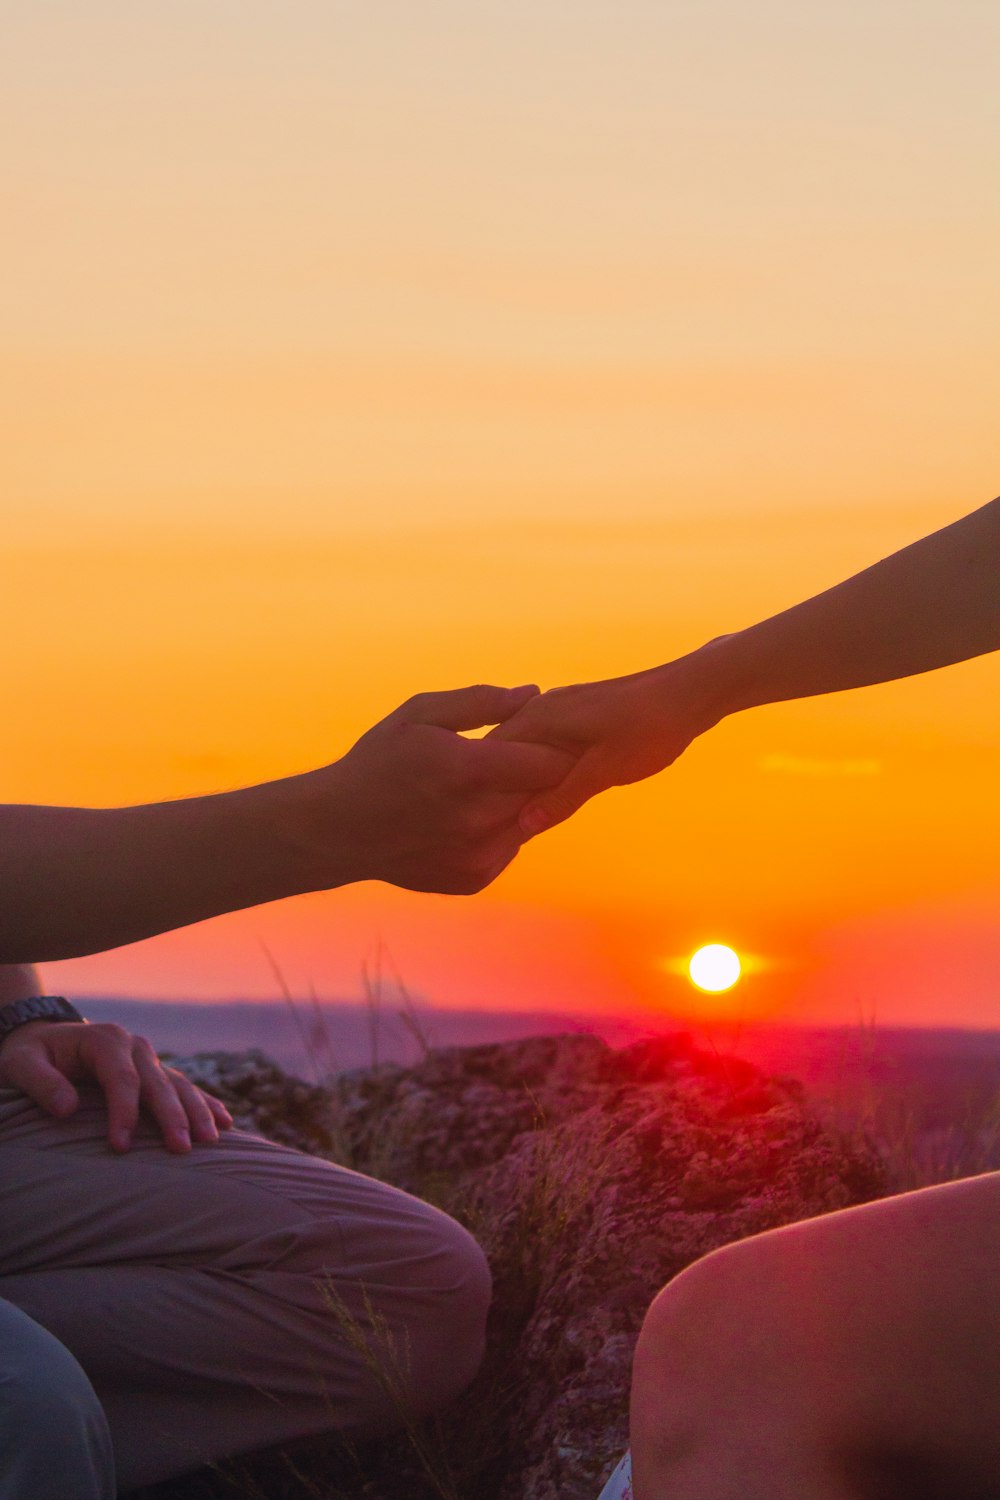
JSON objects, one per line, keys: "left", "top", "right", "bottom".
{"left": 163, "top": 1032, "right": 886, "bottom": 1500}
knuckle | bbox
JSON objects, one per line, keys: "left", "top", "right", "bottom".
{"left": 94, "top": 1023, "right": 130, "bottom": 1046}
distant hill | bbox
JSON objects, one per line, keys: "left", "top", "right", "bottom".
{"left": 80, "top": 996, "right": 1000, "bottom": 1145}
{"left": 81, "top": 996, "right": 616, "bottom": 1077}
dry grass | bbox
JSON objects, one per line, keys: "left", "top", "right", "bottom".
{"left": 796, "top": 1016, "right": 1000, "bottom": 1193}
{"left": 858, "top": 1086, "right": 1000, "bottom": 1192}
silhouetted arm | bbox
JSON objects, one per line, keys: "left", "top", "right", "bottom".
{"left": 0, "top": 686, "right": 570, "bottom": 963}
{"left": 703, "top": 494, "right": 1000, "bottom": 713}
{"left": 495, "top": 495, "right": 1000, "bottom": 832}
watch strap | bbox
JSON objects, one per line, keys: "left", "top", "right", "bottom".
{"left": 0, "top": 995, "right": 85, "bottom": 1041}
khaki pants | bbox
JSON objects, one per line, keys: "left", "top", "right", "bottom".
{"left": 0, "top": 1086, "right": 490, "bottom": 1493}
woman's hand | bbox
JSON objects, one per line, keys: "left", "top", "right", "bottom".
{"left": 491, "top": 652, "right": 731, "bottom": 836}
{"left": 0, "top": 1019, "right": 234, "bottom": 1154}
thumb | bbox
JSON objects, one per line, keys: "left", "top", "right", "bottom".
{"left": 1, "top": 1047, "right": 79, "bottom": 1117}
{"left": 406, "top": 683, "right": 539, "bottom": 732}
{"left": 517, "top": 751, "right": 612, "bottom": 836}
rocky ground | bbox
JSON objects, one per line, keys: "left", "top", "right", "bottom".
{"left": 139, "top": 1032, "right": 887, "bottom": 1500}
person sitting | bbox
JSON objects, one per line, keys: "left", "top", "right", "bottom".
{"left": 0, "top": 683, "right": 570, "bottom": 1500}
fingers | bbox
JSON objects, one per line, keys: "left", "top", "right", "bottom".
{"left": 489, "top": 682, "right": 596, "bottom": 752}
{"left": 133, "top": 1047, "right": 236, "bottom": 1153}
{"left": 84, "top": 1025, "right": 142, "bottom": 1153}
{"left": 0, "top": 1047, "right": 79, "bottom": 1118}
{"left": 1, "top": 1020, "right": 234, "bottom": 1154}
{"left": 81, "top": 1027, "right": 231, "bottom": 1154}
{"left": 466, "top": 737, "right": 577, "bottom": 792}
{"left": 200, "top": 1087, "right": 235, "bottom": 1131}
{"left": 518, "top": 749, "right": 614, "bottom": 836}
{"left": 403, "top": 683, "right": 539, "bottom": 731}
{"left": 130, "top": 1041, "right": 195, "bottom": 1153}
{"left": 162, "top": 1065, "right": 234, "bottom": 1143}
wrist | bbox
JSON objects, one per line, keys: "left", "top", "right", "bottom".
{"left": 647, "top": 637, "right": 751, "bottom": 734}
{"left": 0, "top": 996, "right": 85, "bottom": 1056}
{"left": 242, "top": 762, "right": 368, "bottom": 893}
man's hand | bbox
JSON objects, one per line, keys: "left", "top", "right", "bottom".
{"left": 0, "top": 1020, "right": 234, "bottom": 1154}
{"left": 491, "top": 653, "right": 730, "bottom": 836}
{"left": 294, "top": 683, "right": 576, "bottom": 893}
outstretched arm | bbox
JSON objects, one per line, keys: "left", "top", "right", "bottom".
{"left": 0, "top": 684, "right": 571, "bottom": 964}
{"left": 703, "top": 493, "right": 1000, "bottom": 709}
{"left": 496, "top": 495, "right": 1000, "bottom": 832}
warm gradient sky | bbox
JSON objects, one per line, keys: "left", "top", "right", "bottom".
{"left": 4, "top": 3, "right": 998, "bottom": 1026}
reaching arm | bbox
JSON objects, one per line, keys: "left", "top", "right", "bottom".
{"left": 703, "top": 493, "right": 1000, "bottom": 712}
{"left": 495, "top": 495, "right": 1000, "bottom": 832}
{"left": 0, "top": 684, "right": 572, "bottom": 964}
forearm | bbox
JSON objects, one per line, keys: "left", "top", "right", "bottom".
{"left": 696, "top": 495, "right": 1000, "bottom": 718}
{"left": 0, "top": 684, "right": 573, "bottom": 962}
{"left": 0, "top": 772, "right": 344, "bottom": 964}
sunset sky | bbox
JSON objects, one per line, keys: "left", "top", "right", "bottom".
{"left": 4, "top": 3, "right": 998, "bottom": 1026}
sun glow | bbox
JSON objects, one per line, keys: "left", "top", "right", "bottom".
{"left": 688, "top": 944, "right": 742, "bottom": 994}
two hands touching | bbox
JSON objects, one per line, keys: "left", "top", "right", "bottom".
{"left": 492, "top": 652, "right": 726, "bottom": 838}
{"left": 0, "top": 669, "right": 691, "bottom": 1150}
{"left": 0, "top": 674, "right": 674, "bottom": 1152}
{"left": 290, "top": 664, "right": 714, "bottom": 898}
{"left": 300, "top": 672, "right": 700, "bottom": 890}
{"left": 7, "top": 494, "right": 997, "bottom": 1150}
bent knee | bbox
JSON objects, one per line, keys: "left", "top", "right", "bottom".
{"left": 635, "top": 1230, "right": 821, "bottom": 1399}
{"left": 633, "top": 1215, "right": 919, "bottom": 1443}
{"left": 640, "top": 1236, "right": 764, "bottom": 1342}
{"left": 423, "top": 1203, "right": 493, "bottom": 1310}
{"left": 397, "top": 1205, "right": 492, "bottom": 1412}
{"left": 319, "top": 1195, "right": 492, "bottom": 1423}
{"left": 369, "top": 1188, "right": 492, "bottom": 1313}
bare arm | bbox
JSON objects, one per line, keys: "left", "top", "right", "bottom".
{"left": 0, "top": 684, "right": 571, "bottom": 964}
{"left": 704, "top": 494, "right": 1000, "bottom": 713}
{"left": 0, "top": 781, "right": 329, "bottom": 964}
{"left": 494, "top": 496, "right": 1000, "bottom": 832}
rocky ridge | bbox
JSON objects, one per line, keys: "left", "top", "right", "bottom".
{"left": 162, "top": 1032, "right": 887, "bottom": 1500}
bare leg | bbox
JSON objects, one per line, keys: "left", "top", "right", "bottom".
{"left": 630, "top": 1173, "right": 1000, "bottom": 1500}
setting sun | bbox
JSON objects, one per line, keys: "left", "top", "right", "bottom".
{"left": 688, "top": 945, "right": 742, "bottom": 994}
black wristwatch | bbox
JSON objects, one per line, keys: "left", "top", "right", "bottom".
{"left": 0, "top": 995, "right": 85, "bottom": 1046}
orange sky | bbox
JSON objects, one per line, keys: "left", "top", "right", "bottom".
{"left": 3, "top": 4, "right": 998, "bottom": 1026}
